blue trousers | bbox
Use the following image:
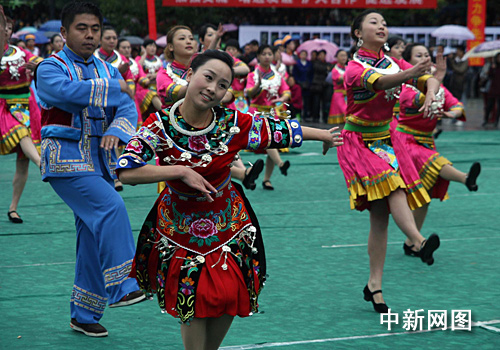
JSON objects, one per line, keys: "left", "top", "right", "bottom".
{"left": 49, "top": 175, "right": 138, "bottom": 324}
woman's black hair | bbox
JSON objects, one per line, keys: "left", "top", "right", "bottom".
{"left": 50, "top": 33, "right": 62, "bottom": 44}
{"left": 257, "top": 44, "right": 272, "bottom": 56}
{"left": 101, "top": 25, "right": 116, "bottom": 36}
{"left": 402, "top": 43, "right": 430, "bottom": 62}
{"left": 61, "top": 1, "right": 103, "bottom": 30}
{"left": 350, "top": 9, "right": 383, "bottom": 43}
{"left": 143, "top": 39, "right": 156, "bottom": 48}
{"left": 190, "top": 49, "right": 235, "bottom": 84}
{"left": 199, "top": 23, "right": 217, "bottom": 42}
{"left": 335, "top": 49, "right": 347, "bottom": 58}
{"left": 386, "top": 35, "right": 406, "bottom": 50}
{"left": 117, "top": 38, "right": 130, "bottom": 50}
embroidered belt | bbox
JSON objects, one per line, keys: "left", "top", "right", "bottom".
{"left": 166, "top": 174, "right": 231, "bottom": 201}
{"left": 344, "top": 121, "right": 390, "bottom": 141}
{"left": 396, "top": 124, "right": 434, "bottom": 144}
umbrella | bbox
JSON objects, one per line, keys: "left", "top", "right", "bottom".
{"left": 39, "top": 20, "right": 62, "bottom": 32}
{"left": 222, "top": 23, "right": 238, "bottom": 32}
{"left": 42, "top": 31, "right": 61, "bottom": 39}
{"left": 462, "top": 40, "right": 500, "bottom": 60}
{"left": 156, "top": 35, "right": 167, "bottom": 47}
{"left": 296, "top": 39, "right": 339, "bottom": 63}
{"left": 15, "top": 26, "right": 37, "bottom": 35}
{"left": 20, "top": 32, "right": 49, "bottom": 45}
{"left": 123, "top": 36, "right": 144, "bottom": 46}
{"left": 431, "top": 25, "right": 475, "bottom": 41}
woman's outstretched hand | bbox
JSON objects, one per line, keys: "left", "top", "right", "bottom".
{"left": 179, "top": 167, "right": 218, "bottom": 202}
{"left": 322, "top": 126, "right": 343, "bottom": 155}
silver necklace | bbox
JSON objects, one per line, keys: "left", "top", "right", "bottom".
{"left": 169, "top": 98, "right": 216, "bottom": 136}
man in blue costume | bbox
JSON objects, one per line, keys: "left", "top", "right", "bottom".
{"left": 36, "top": 1, "right": 144, "bottom": 337}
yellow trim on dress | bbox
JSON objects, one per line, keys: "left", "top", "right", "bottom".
{"left": 419, "top": 153, "right": 452, "bottom": 197}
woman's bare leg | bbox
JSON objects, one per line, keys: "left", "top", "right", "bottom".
{"left": 8, "top": 158, "right": 29, "bottom": 217}
{"left": 205, "top": 315, "right": 234, "bottom": 350}
{"left": 181, "top": 318, "right": 207, "bottom": 350}
{"left": 405, "top": 203, "right": 429, "bottom": 248}
{"left": 367, "top": 199, "right": 390, "bottom": 304}
{"left": 180, "top": 315, "right": 234, "bottom": 350}
{"left": 388, "top": 189, "right": 425, "bottom": 247}
{"left": 439, "top": 164, "right": 466, "bottom": 184}
{"left": 19, "top": 136, "right": 40, "bottom": 168}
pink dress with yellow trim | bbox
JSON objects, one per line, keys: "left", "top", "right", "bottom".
{"left": 245, "top": 64, "right": 291, "bottom": 118}
{"left": 0, "top": 44, "right": 42, "bottom": 157}
{"left": 337, "top": 47, "right": 433, "bottom": 211}
{"left": 328, "top": 63, "right": 347, "bottom": 124}
{"left": 392, "top": 85, "right": 465, "bottom": 201}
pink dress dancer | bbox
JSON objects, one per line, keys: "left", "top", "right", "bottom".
{"left": 0, "top": 44, "right": 42, "bottom": 156}
{"left": 156, "top": 60, "right": 188, "bottom": 109}
{"left": 392, "top": 84, "right": 465, "bottom": 200}
{"left": 227, "top": 57, "right": 249, "bottom": 114}
{"left": 328, "top": 63, "right": 347, "bottom": 124}
{"left": 246, "top": 64, "right": 290, "bottom": 118}
{"left": 337, "top": 47, "right": 433, "bottom": 211}
{"left": 126, "top": 57, "right": 155, "bottom": 125}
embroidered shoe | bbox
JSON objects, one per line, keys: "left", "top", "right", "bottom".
{"left": 109, "top": 290, "right": 146, "bottom": 308}
{"left": 70, "top": 318, "right": 108, "bottom": 337}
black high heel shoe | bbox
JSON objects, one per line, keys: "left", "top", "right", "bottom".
{"left": 403, "top": 242, "right": 420, "bottom": 257}
{"left": 363, "top": 285, "right": 389, "bottom": 314}
{"left": 465, "top": 162, "right": 481, "bottom": 192}
{"left": 419, "top": 233, "right": 440, "bottom": 266}
{"left": 279, "top": 160, "right": 290, "bottom": 176}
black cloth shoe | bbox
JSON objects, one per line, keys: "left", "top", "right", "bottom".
{"left": 109, "top": 290, "right": 146, "bottom": 308}
{"left": 7, "top": 211, "right": 23, "bottom": 224}
{"left": 242, "top": 159, "right": 264, "bottom": 190}
{"left": 465, "top": 162, "right": 481, "bottom": 192}
{"left": 363, "top": 285, "right": 389, "bottom": 314}
{"left": 403, "top": 243, "right": 419, "bottom": 257}
{"left": 70, "top": 318, "right": 108, "bottom": 337}
{"left": 279, "top": 160, "right": 290, "bottom": 176}
{"left": 419, "top": 233, "right": 440, "bottom": 266}
{"left": 262, "top": 180, "right": 274, "bottom": 191}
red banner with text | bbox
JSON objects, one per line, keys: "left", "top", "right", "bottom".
{"left": 163, "top": 0, "right": 437, "bottom": 8}
{"left": 467, "top": 0, "right": 486, "bottom": 66}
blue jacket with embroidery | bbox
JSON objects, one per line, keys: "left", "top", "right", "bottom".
{"left": 36, "top": 45, "right": 138, "bottom": 180}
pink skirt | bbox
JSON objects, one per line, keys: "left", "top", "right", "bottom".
{"left": 392, "top": 130, "right": 451, "bottom": 201}
{"left": 337, "top": 130, "right": 430, "bottom": 211}
{"left": 0, "top": 91, "right": 41, "bottom": 157}
{"left": 328, "top": 92, "right": 346, "bottom": 124}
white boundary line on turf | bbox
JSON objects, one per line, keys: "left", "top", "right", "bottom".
{"left": 322, "top": 236, "right": 500, "bottom": 248}
{"left": 220, "top": 320, "right": 500, "bottom": 349}
{"left": 0, "top": 261, "right": 75, "bottom": 268}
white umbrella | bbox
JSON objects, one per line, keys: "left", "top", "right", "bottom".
{"left": 462, "top": 40, "right": 500, "bottom": 60}
{"left": 431, "top": 25, "right": 475, "bottom": 41}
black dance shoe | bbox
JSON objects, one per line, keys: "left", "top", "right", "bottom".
{"left": 279, "top": 160, "right": 290, "bottom": 176}
{"left": 7, "top": 211, "right": 23, "bottom": 224}
{"left": 363, "top": 285, "right": 389, "bottom": 314}
{"left": 403, "top": 243, "right": 420, "bottom": 257}
{"left": 419, "top": 234, "right": 440, "bottom": 266}
{"left": 242, "top": 159, "right": 264, "bottom": 190}
{"left": 465, "top": 162, "right": 481, "bottom": 192}
{"left": 262, "top": 180, "right": 274, "bottom": 191}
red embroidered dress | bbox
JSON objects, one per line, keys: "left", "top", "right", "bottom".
{"left": 116, "top": 104, "right": 303, "bottom": 322}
